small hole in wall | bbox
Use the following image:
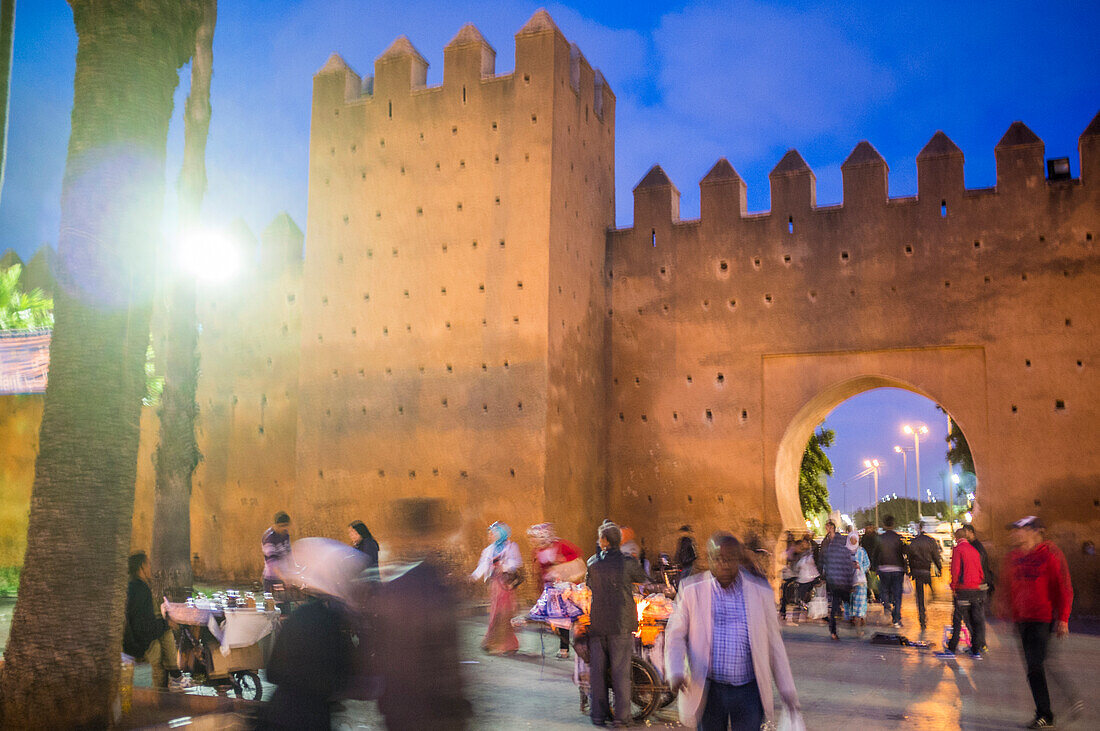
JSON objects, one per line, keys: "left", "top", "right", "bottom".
{"left": 686, "top": 375, "right": 693, "bottom": 384}
{"left": 640, "top": 414, "right": 647, "bottom": 422}
{"left": 1065, "top": 318, "right": 1072, "bottom": 327}
{"left": 904, "top": 244, "right": 913, "bottom": 255}
{"left": 517, "top": 401, "right": 523, "bottom": 411}
{"left": 719, "top": 260, "right": 728, "bottom": 272}
{"left": 701, "top": 300, "right": 710, "bottom": 310}
{"left": 1055, "top": 400, "right": 1065, "bottom": 410}
{"left": 482, "top": 404, "right": 488, "bottom": 413}
{"left": 523, "top": 73, "right": 530, "bottom": 83}
{"left": 705, "top": 409, "right": 713, "bottom": 422}
{"left": 974, "top": 240, "right": 981, "bottom": 249}
{"left": 672, "top": 412, "right": 678, "bottom": 421}
{"left": 808, "top": 291, "right": 817, "bottom": 302}
{"left": 840, "top": 251, "right": 850, "bottom": 262}
{"left": 783, "top": 254, "right": 792, "bottom": 265}
{"left": 618, "top": 412, "right": 624, "bottom": 421}
{"left": 752, "top": 257, "right": 761, "bottom": 269}
{"left": 1077, "top": 360, "right": 1083, "bottom": 368}
{"left": 984, "top": 276, "right": 991, "bottom": 284}
{"left": 728, "top": 299, "right": 737, "bottom": 310}
{"left": 740, "top": 409, "right": 748, "bottom": 421}
{"left": 716, "top": 373, "right": 725, "bottom": 385}
{"left": 945, "top": 281, "right": 951, "bottom": 288}
{"left": 460, "top": 470, "right": 469, "bottom": 478}
{"left": 1011, "top": 405, "right": 1018, "bottom": 414}
{"left": 1025, "top": 359, "right": 1031, "bottom": 367}
{"left": 764, "top": 294, "right": 773, "bottom": 304}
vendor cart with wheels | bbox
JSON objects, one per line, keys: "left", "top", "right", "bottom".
{"left": 572, "top": 593, "right": 677, "bottom": 724}
{"left": 164, "top": 597, "right": 280, "bottom": 701}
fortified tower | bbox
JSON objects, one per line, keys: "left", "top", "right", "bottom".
{"left": 297, "top": 11, "right": 615, "bottom": 549}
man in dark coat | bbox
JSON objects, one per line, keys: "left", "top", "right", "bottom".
{"left": 372, "top": 498, "right": 471, "bottom": 730}
{"left": 123, "top": 551, "right": 183, "bottom": 689}
{"left": 586, "top": 522, "right": 648, "bottom": 727}
{"left": 860, "top": 522, "right": 882, "bottom": 602}
{"left": 874, "top": 516, "right": 908, "bottom": 627}
{"left": 258, "top": 596, "right": 352, "bottom": 730}
{"left": 906, "top": 525, "right": 943, "bottom": 631}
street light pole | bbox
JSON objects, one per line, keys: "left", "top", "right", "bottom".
{"left": 893, "top": 445, "right": 911, "bottom": 526}
{"left": 864, "top": 459, "right": 881, "bottom": 527}
{"left": 903, "top": 424, "right": 929, "bottom": 519}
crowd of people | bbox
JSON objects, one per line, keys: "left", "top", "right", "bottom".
{"left": 120, "top": 507, "right": 1083, "bottom": 730}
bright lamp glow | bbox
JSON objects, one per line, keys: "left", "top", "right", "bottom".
{"left": 176, "top": 228, "right": 241, "bottom": 283}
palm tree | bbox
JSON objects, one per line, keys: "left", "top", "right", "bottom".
{"left": 152, "top": 0, "right": 216, "bottom": 601}
{"left": 0, "top": 2, "right": 201, "bottom": 726}
{"left": 0, "top": 263, "right": 53, "bottom": 330}
{"left": 799, "top": 427, "right": 835, "bottom": 518}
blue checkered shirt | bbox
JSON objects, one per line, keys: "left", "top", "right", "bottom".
{"left": 709, "top": 575, "right": 754, "bottom": 685}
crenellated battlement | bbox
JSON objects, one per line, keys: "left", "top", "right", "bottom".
{"left": 311, "top": 10, "right": 613, "bottom": 127}
{"left": 621, "top": 113, "right": 1100, "bottom": 234}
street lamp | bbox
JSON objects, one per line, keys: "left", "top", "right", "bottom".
{"left": 902, "top": 424, "right": 930, "bottom": 519}
{"left": 894, "top": 445, "right": 914, "bottom": 525}
{"left": 863, "top": 458, "right": 881, "bottom": 527}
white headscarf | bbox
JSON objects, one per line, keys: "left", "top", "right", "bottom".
{"left": 846, "top": 531, "right": 860, "bottom": 553}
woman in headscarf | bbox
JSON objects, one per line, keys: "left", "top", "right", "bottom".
{"left": 471, "top": 522, "right": 523, "bottom": 654}
{"left": 525, "top": 522, "right": 584, "bottom": 659}
{"left": 844, "top": 530, "right": 871, "bottom": 636}
{"left": 347, "top": 520, "right": 380, "bottom": 569}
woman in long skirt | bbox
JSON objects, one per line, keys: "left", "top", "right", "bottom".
{"left": 844, "top": 531, "right": 871, "bottom": 636}
{"left": 471, "top": 522, "right": 523, "bottom": 654}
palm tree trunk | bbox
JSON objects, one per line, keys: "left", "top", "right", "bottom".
{"left": 0, "top": 0, "right": 15, "bottom": 205}
{"left": 151, "top": 0, "right": 216, "bottom": 601}
{"left": 0, "top": 2, "right": 198, "bottom": 727}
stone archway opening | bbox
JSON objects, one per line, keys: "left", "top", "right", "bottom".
{"left": 775, "top": 375, "right": 979, "bottom": 533}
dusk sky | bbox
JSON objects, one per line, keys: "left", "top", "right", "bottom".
{"left": 1, "top": 1, "right": 1096, "bottom": 513}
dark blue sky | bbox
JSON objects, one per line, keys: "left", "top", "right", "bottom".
{"left": 0, "top": 2, "right": 1095, "bottom": 512}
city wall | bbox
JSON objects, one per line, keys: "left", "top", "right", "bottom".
{"left": 1, "top": 12, "right": 1098, "bottom": 605}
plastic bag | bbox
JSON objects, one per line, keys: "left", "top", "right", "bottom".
{"left": 777, "top": 705, "right": 807, "bottom": 731}
{"left": 806, "top": 595, "right": 828, "bottom": 620}
{"left": 902, "top": 575, "right": 914, "bottom": 595}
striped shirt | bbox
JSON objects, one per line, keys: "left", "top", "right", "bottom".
{"left": 709, "top": 574, "right": 754, "bottom": 685}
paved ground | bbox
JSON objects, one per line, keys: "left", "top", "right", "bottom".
{"left": 3, "top": 593, "right": 1098, "bottom": 729}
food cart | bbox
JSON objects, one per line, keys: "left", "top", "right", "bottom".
{"left": 566, "top": 586, "right": 677, "bottom": 723}
{"left": 163, "top": 592, "right": 280, "bottom": 700}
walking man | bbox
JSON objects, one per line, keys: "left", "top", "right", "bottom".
{"left": 907, "top": 525, "right": 942, "bottom": 631}
{"left": 586, "top": 521, "right": 648, "bottom": 727}
{"left": 1000, "top": 516, "right": 1079, "bottom": 729}
{"left": 666, "top": 533, "right": 800, "bottom": 730}
{"left": 821, "top": 529, "right": 856, "bottom": 641}
{"left": 874, "top": 516, "right": 907, "bottom": 628}
{"left": 963, "top": 524, "right": 995, "bottom": 604}
{"left": 935, "top": 528, "right": 986, "bottom": 660}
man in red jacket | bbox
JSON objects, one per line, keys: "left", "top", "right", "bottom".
{"left": 1000, "top": 516, "right": 1079, "bottom": 729}
{"left": 935, "top": 528, "right": 986, "bottom": 660}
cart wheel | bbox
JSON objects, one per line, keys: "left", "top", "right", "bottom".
{"left": 231, "top": 671, "right": 262, "bottom": 701}
{"left": 615, "top": 657, "right": 661, "bottom": 722}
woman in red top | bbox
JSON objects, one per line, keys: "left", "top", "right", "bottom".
{"left": 526, "top": 523, "right": 583, "bottom": 658}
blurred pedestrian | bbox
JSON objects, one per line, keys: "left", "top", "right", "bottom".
{"left": 816, "top": 520, "right": 838, "bottom": 571}
{"left": 860, "top": 522, "right": 882, "bottom": 603}
{"left": 262, "top": 511, "right": 292, "bottom": 594}
{"left": 348, "top": 520, "right": 380, "bottom": 568}
{"left": 526, "top": 522, "right": 584, "bottom": 659}
{"left": 666, "top": 533, "right": 801, "bottom": 730}
{"left": 792, "top": 539, "right": 819, "bottom": 623}
{"left": 821, "top": 530, "right": 856, "bottom": 641}
{"left": 936, "top": 528, "right": 986, "bottom": 661}
{"left": 585, "top": 522, "right": 648, "bottom": 727}
{"left": 874, "top": 516, "right": 907, "bottom": 628}
{"left": 843, "top": 531, "right": 871, "bottom": 636}
{"left": 674, "top": 524, "right": 698, "bottom": 585}
{"left": 256, "top": 539, "right": 365, "bottom": 731}
{"left": 373, "top": 498, "right": 471, "bottom": 730}
{"left": 963, "top": 524, "right": 995, "bottom": 601}
{"left": 906, "top": 524, "right": 942, "bottom": 631}
{"left": 471, "top": 522, "right": 523, "bottom": 655}
{"left": 999, "top": 516, "right": 1080, "bottom": 729}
